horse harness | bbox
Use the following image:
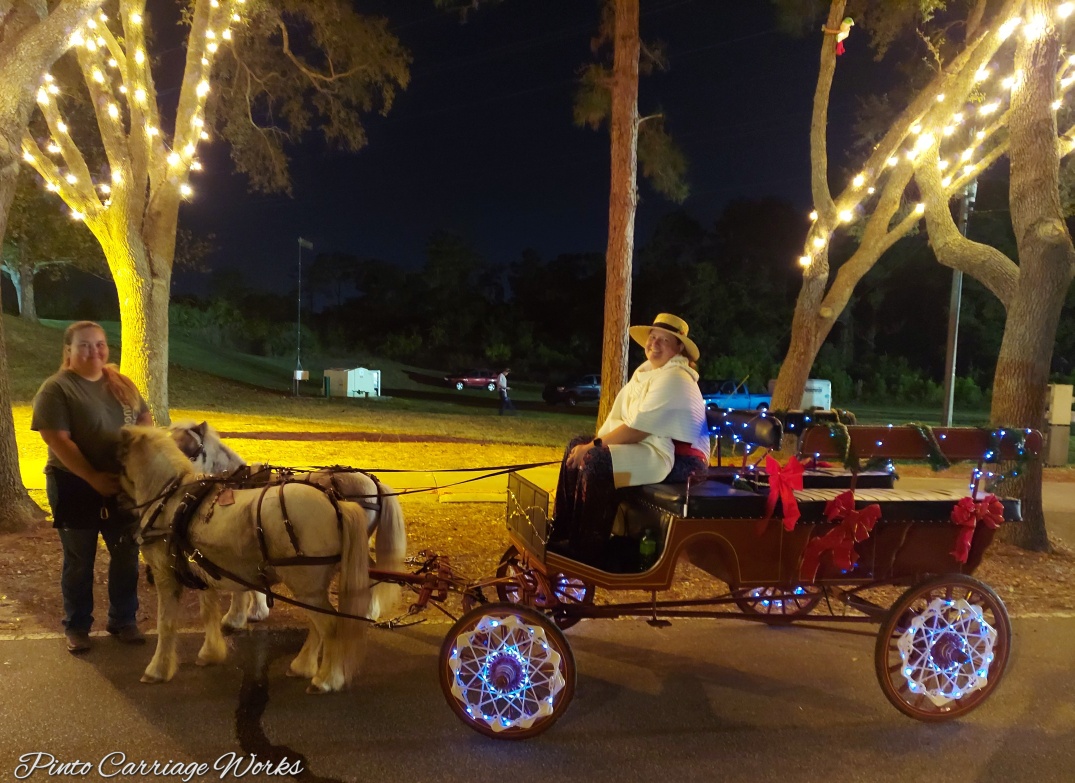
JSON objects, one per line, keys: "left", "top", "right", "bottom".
{"left": 138, "top": 466, "right": 387, "bottom": 594}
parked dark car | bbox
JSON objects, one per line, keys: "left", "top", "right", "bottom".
{"left": 444, "top": 369, "right": 498, "bottom": 392}
{"left": 543, "top": 374, "right": 601, "bottom": 406}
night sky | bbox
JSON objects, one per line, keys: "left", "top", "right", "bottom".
{"left": 175, "top": 0, "right": 843, "bottom": 295}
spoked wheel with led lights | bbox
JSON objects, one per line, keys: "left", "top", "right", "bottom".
{"left": 874, "top": 574, "right": 1011, "bottom": 722}
{"left": 495, "top": 545, "right": 595, "bottom": 630}
{"left": 439, "top": 603, "right": 576, "bottom": 739}
{"left": 732, "top": 585, "right": 823, "bottom": 622}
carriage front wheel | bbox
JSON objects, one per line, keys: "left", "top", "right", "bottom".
{"left": 874, "top": 574, "right": 1011, "bottom": 722}
{"left": 439, "top": 603, "right": 576, "bottom": 739}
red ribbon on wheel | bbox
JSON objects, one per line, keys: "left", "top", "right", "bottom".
{"left": 950, "top": 494, "right": 1005, "bottom": 564}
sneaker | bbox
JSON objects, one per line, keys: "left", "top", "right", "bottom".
{"left": 107, "top": 625, "right": 146, "bottom": 644}
{"left": 65, "top": 630, "right": 92, "bottom": 654}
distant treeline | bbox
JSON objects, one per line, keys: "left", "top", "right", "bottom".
{"left": 26, "top": 196, "right": 1075, "bottom": 406}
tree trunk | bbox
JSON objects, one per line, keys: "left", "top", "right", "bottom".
{"left": 771, "top": 267, "right": 830, "bottom": 411}
{"left": 0, "top": 173, "right": 45, "bottom": 532}
{"left": 109, "top": 236, "right": 172, "bottom": 425}
{"left": 18, "top": 242, "right": 36, "bottom": 321}
{"left": 770, "top": 0, "right": 844, "bottom": 412}
{"left": 19, "top": 261, "right": 36, "bottom": 322}
{"left": 4, "top": 258, "right": 23, "bottom": 316}
{"left": 597, "top": 0, "right": 640, "bottom": 427}
{"left": 0, "top": 0, "right": 106, "bottom": 533}
{"left": 994, "top": 5, "right": 1075, "bottom": 551}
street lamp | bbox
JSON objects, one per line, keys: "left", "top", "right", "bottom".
{"left": 295, "top": 237, "right": 314, "bottom": 396}
{"left": 941, "top": 181, "right": 977, "bottom": 426}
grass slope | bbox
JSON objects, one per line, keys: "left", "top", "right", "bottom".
{"left": 4, "top": 315, "right": 587, "bottom": 449}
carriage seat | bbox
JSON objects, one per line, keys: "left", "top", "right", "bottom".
{"left": 619, "top": 480, "right": 768, "bottom": 520}
{"left": 705, "top": 408, "right": 894, "bottom": 489}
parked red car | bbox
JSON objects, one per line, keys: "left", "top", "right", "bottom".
{"left": 445, "top": 368, "right": 498, "bottom": 392}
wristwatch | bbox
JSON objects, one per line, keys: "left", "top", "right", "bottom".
{"left": 592, "top": 438, "right": 603, "bottom": 449}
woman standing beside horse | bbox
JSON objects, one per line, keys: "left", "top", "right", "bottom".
{"left": 31, "top": 321, "right": 153, "bottom": 654}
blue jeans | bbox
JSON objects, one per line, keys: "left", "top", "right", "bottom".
{"left": 57, "top": 526, "right": 140, "bottom": 633}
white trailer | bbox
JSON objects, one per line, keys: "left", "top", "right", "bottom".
{"left": 323, "top": 367, "right": 381, "bottom": 398}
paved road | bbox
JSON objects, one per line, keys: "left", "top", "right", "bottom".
{"left": 1, "top": 616, "right": 1073, "bottom": 783}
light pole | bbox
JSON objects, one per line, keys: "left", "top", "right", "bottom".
{"left": 295, "top": 237, "right": 314, "bottom": 396}
{"left": 941, "top": 180, "right": 977, "bottom": 426}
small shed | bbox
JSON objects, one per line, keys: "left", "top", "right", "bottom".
{"left": 324, "top": 367, "right": 381, "bottom": 398}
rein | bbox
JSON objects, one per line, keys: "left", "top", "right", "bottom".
{"left": 183, "top": 547, "right": 378, "bottom": 624}
{"left": 250, "top": 460, "right": 560, "bottom": 499}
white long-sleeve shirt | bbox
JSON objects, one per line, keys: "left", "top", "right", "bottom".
{"left": 598, "top": 355, "right": 709, "bottom": 488}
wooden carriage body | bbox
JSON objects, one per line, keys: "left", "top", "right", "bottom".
{"left": 506, "top": 424, "right": 1041, "bottom": 592}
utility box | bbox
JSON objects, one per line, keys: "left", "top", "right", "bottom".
{"left": 801, "top": 379, "right": 833, "bottom": 410}
{"left": 324, "top": 367, "right": 381, "bottom": 398}
{"left": 1044, "top": 383, "right": 1072, "bottom": 466}
{"left": 767, "top": 378, "right": 833, "bottom": 410}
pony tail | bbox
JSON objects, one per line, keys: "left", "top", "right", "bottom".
{"left": 102, "top": 364, "right": 141, "bottom": 409}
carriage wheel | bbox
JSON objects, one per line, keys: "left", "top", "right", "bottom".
{"left": 439, "top": 603, "right": 576, "bottom": 739}
{"left": 874, "top": 575, "right": 1011, "bottom": 722}
{"left": 495, "top": 546, "right": 544, "bottom": 606}
{"left": 495, "top": 546, "right": 594, "bottom": 630}
{"left": 546, "top": 573, "right": 595, "bottom": 631}
{"left": 733, "top": 585, "right": 822, "bottom": 622}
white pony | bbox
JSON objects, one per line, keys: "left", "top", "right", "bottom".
{"left": 168, "top": 421, "right": 406, "bottom": 630}
{"left": 120, "top": 425, "right": 372, "bottom": 692}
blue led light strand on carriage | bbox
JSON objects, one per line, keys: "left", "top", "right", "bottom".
{"left": 895, "top": 597, "right": 998, "bottom": 707}
{"left": 447, "top": 613, "right": 567, "bottom": 733}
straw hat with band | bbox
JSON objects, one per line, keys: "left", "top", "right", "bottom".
{"left": 628, "top": 313, "right": 699, "bottom": 362}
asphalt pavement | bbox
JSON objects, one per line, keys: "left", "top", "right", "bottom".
{"left": 1, "top": 615, "right": 1073, "bottom": 783}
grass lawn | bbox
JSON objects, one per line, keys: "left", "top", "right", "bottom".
{"left": 7, "top": 315, "right": 1073, "bottom": 468}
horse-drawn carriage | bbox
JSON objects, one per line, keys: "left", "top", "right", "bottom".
{"left": 123, "top": 417, "right": 1041, "bottom": 740}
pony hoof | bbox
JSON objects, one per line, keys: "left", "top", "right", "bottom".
{"left": 140, "top": 673, "right": 164, "bottom": 684}
{"left": 306, "top": 683, "right": 330, "bottom": 694}
{"left": 220, "top": 624, "right": 242, "bottom": 637}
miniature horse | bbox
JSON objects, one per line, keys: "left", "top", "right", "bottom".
{"left": 169, "top": 421, "right": 406, "bottom": 630}
{"left": 119, "top": 425, "right": 371, "bottom": 692}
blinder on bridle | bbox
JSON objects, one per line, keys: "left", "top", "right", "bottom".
{"left": 173, "top": 426, "right": 206, "bottom": 464}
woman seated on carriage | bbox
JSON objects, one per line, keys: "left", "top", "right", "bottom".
{"left": 548, "top": 313, "right": 710, "bottom": 569}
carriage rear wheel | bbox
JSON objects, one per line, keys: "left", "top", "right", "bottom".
{"left": 874, "top": 574, "right": 1011, "bottom": 722}
{"left": 495, "top": 546, "right": 595, "bottom": 630}
{"left": 439, "top": 603, "right": 576, "bottom": 739}
{"left": 732, "top": 585, "right": 822, "bottom": 622}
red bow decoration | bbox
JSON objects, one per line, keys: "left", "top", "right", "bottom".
{"left": 799, "top": 490, "right": 881, "bottom": 582}
{"left": 950, "top": 494, "right": 1005, "bottom": 564}
{"left": 756, "top": 455, "right": 805, "bottom": 536}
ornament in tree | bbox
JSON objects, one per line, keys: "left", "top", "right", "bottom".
{"left": 823, "top": 17, "right": 854, "bottom": 56}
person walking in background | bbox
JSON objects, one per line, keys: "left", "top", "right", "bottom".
{"left": 31, "top": 321, "right": 153, "bottom": 654}
{"left": 497, "top": 367, "right": 516, "bottom": 415}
